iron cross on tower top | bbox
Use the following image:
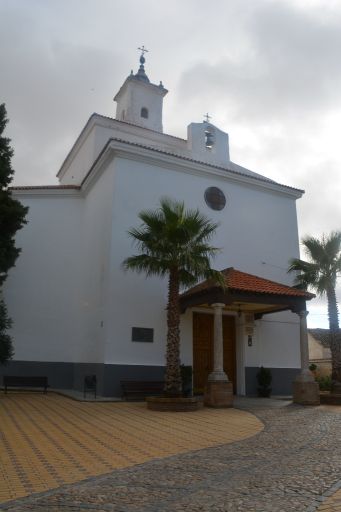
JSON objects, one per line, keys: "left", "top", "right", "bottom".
{"left": 138, "top": 45, "right": 149, "bottom": 57}
{"left": 204, "top": 113, "right": 212, "bottom": 123}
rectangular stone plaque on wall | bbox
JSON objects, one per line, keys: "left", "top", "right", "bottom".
{"left": 132, "top": 327, "right": 154, "bottom": 343}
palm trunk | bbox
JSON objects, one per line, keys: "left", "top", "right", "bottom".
{"left": 327, "top": 286, "right": 341, "bottom": 383}
{"left": 164, "top": 267, "right": 182, "bottom": 395}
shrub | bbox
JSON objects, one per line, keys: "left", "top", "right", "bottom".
{"left": 256, "top": 366, "right": 272, "bottom": 397}
{"left": 180, "top": 365, "right": 193, "bottom": 397}
{"left": 257, "top": 366, "right": 272, "bottom": 387}
{"left": 316, "top": 375, "right": 332, "bottom": 391}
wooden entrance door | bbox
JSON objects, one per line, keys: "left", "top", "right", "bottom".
{"left": 192, "top": 312, "right": 236, "bottom": 393}
{"left": 192, "top": 313, "right": 213, "bottom": 392}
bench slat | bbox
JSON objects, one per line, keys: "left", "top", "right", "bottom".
{"left": 4, "top": 376, "right": 48, "bottom": 393}
{"left": 121, "top": 380, "right": 164, "bottom": 401}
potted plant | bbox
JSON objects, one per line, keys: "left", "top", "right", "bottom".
{"left": 257, "top": 366, "right": 272, "bottom": 397}
{"left": 309, "top": 363, "right": 318, "bottom": 378}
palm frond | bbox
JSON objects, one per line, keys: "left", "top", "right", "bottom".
{"left": 288, "top": 231, "right": 341, "bottom": 300}
{"left": 122, "top": 254, "right": 168, "bottom": 278}
{"left": 302, "top": 236, "right": 326, "bottom": 264}
{"left": 124, "top": 197, "right": 221, "bottom": 287}
{"left": 325, "top": 231, "right": 341, "bottom": 258}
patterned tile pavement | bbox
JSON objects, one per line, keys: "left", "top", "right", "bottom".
{"left": 2, "top": 400, "right": 341, "bottom": 511}
{"left": 0, "top": 392, "right": 263, "bottom": 505}
{"left": 318, "top": 489, "right": 341, "bottom": 511}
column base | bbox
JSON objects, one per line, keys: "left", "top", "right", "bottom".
{"left": 293, "top": 380, "right": 320, "bottom": 406}
{"left": 204, "top": 380, "right": 233, "bottom": 408}
{"left": 208, "top": 371, "right": 228, "bottom": 382}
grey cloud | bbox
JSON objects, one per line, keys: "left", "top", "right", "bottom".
{"left": 1, "top": 0, "right": 340, "bottom": 328}
{"left": 177, "top": 1, "right": 341, "bottom": 123}
{"left": 2, "top": 31, "right": 126, "bottom": 183}
{"left": 296, "top": 162, "right": 341, "bottom": 236}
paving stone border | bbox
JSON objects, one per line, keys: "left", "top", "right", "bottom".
{"left": 306, "top": 479, "right": 341, "bottom": 511}
{"left": 2, "top": 403, "right": 341, "bottom": 511}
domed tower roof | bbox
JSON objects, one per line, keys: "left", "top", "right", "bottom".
{"left": 133, "top": 47, "right": 150, "bottom": 83}
{"left": 114, "top": 47, "right": 168, "bottom": 132}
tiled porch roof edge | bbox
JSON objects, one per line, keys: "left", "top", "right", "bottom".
{"left": 181, "top": 267, "right": 315, "bottom": 300}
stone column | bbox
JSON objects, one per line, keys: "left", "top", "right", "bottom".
{"left": 204, "top": 303, "right": 233, "bottom": 408}
{"left": 208, "top": 303, "right": 228, "bottom": 382}
{"left": 293, "top": 310, "right": 320, "bottom": 405}
{"left": 297, "top": 311, "right": 314, "bottom": 382}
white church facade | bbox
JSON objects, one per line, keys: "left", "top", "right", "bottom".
{"left": 2, "top": 53, "right": 315, "bottom": 398}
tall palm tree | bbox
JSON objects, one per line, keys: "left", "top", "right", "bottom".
{"left": 123, "top": 198, "right": 222, "bottom": 395}
{"left": 288, "top": 231, "right": 341, "bottom": 382}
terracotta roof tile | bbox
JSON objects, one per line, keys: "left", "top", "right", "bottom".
{"left": 181, "top": 267, "right": 315, "bottom": 299}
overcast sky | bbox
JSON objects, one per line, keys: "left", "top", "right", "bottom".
{"left": 1, "top": 0, "right": 340, "bottom": 327}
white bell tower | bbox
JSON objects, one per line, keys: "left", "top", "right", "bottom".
{"left": 114, "top": 47, "right": 168, "bottom": 133}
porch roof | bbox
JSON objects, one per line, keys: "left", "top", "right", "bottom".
{"left": 180, "top": 267, "right": 315, "bottom": 317}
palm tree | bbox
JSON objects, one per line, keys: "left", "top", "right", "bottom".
{"left": 123, "top": 198, "right": 222, "bottom": 395}
{"left": 288, "top": 231, "right": 341, "bottom": 383}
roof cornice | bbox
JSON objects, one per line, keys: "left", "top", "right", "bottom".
{"left": 57, "top": 114, "right": 98, "bottom": 180}
{"left": 114, "top": 75, "right": 168, "bottom": 102}
{"left": 10, "top": 185, "right": 82, "bottom": 197}
{"left": 56, "top": 114, "right": 187, "bottom": 181}
{"left": 80, "top": 137, "right": 304, "bottom": 199}
{"left": 12, "top": 137, "right": 305, "bottom": 200}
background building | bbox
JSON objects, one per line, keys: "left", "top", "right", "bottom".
{"left": 308, "top": 328, "right": 332, "bottom": 377}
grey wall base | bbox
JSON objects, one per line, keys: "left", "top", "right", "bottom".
{"left": 1, "top": 362, "right": 299, "bottom": 397}
{"left": 0, "top": 361, "right": 74, "bottom": 389}
{"left": 71, "top": 363, "right": 165, "bottom": 397}
{"left": 245, "top": 366, "right": 301, "bottom": 395}
{"left": 0, "top": 361, "right": 165, "bottom": 397}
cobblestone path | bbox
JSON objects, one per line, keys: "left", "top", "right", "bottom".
{"left": 1, "top": 403, "right": 341, "bottom": 511}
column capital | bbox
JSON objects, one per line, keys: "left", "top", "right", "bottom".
{"left": 212, "top": 303, "right": 225, "bottom": 310}
{"left": 298, "top": 310, "right": 309, "bottom": 319}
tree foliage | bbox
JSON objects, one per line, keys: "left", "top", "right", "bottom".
{"left": 123, "top": 198, "right": 222, "bottom": 394}
{"left": 0, "top": 103, "right": 28, "bottom": 364}
{"left": 288, "top": 231, "right": 341, "bottom": 382}
{"left": 0, "top": 300, "right": 14, "bottom": 364}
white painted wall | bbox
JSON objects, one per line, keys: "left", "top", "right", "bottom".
{"left": 6, "top": 116, "right": 302, "bottom": 378}
{"left": 187, "top": 122, "right": 230, "bottom": 166}
{"left": 59, "top": 116, "right": 269, "bottom": 187}
{"left": 244, "top": 312, "right": 300, "bottom": 369}
{"left": 4, "top": 193, "right": 84, "bottom": 362}
{"left": 59, "top": 116, "right": 188, "bottom": 187}
{"left": 75, "top": 158, "right": 116, "bottom": 364}
{"left": 115, "top": 79, "right": 166, "bottom": 132}
{"left": 101, "top": 154, "right": 301, "bottom": 369}
{"left": 5, "top": 162, "right": 115, "bottom": 364}
{"left": 59, "top": 122, "right": 97, "bottom": 186}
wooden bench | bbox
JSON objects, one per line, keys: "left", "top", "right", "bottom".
{"left": 121, "top": 380, "right": 164, "bottom": 401}
{"left": 3, "top": 376, "right": 49, "bottom": 394}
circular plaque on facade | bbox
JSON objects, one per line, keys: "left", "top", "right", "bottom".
{"left": 204, "top": 187, "right": 226, "bottom": 211}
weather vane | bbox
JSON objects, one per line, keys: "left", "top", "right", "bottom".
{"left": 204, "top": 113, "right": 211, "bottom": 123}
